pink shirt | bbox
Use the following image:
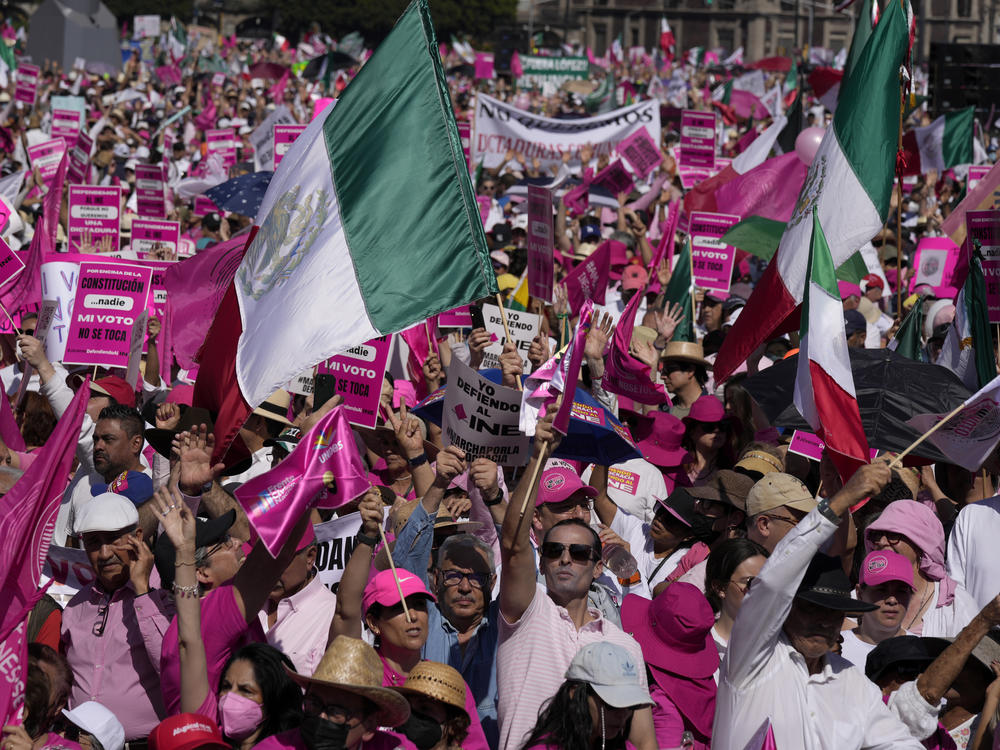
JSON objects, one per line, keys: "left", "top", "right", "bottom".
{"left": 650, "top": 682, "right": 709, "bottom": 750}
{"left": 496, "top": 584, "right": 647, "bottom": 750}
{"left": 258, "top": 574, "right": 338, "bottom": 675}
{"left": 254, "top": 728, "right": 401, "bottom": 750}
{"left": 523, "top": 743, "right": 638, "bottom": 749}
{"left": 160, "top": 584, "right": 265, "bottom": 714}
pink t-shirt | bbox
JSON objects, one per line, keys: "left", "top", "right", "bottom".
{"left": 254, "top": 728, "right": 401, "bottom": 750}
{"left": 650, "top": 682, "right": 709, "bottom": 750}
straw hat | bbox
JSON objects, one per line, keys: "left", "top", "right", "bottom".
{"left": 395, "top": 661, "right": 468, "bottom": 720}
{"left": 286, "top": 636, "right": 411, "bottom": 727}
{"left": 253, "top": 390, "right": 294, "bottom": 427}
{"left": 660, "top": 341, "right": 711, "bottom": 369}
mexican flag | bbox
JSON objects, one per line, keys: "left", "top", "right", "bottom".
{"left": 898, "top": 107, "right": 974, "bottom": 176}
{"left": 713, "top": 0, "right": 910, "bottom": 383}
{"left": 195, "top": 0, "right": 498, "bottom": 464}
{"left": 795, "top": 210, "right": 870, "bottom": 477}
{"left": 843, "top": 0, "right": 879, "bottom": 81}
{"left": 937, "top": 242, "right": 993, "bottom": 390}
{"left": 662, "top": 237, "right": 694, "bottom": 342}
{"left": 659, "top": 19, "right": 675, "bottom": 61}
{"left": 887, "top": 294, "right": 928, "bottom": 361}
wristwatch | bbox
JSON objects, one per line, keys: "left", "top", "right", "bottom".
{"left": 484, "top": 488, "right": 504, "bottom": 507}
{"left": 356, "top": 532, "right": 379, "bottom": 548}
{"left": 407, "top": 453, "right": 428, "bottom": 468}
{"left": 816, "top": 498, "right": 842, "bottom": 525}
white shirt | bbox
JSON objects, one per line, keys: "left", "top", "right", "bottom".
{"left": 582, "top": 458, "right": 667, "bottom": 524}
{"left": 916, "top": 580, "right": 980, "bottom": 639}
{"left": 713, "top": 509, "right": 923, "bottom": 750}
{"left": 0, "top": 361, "right": 38, "bottom": 397}
{"left": 946, "top": 496, "right": 1000, "bottom": 609}
{"left": 610, "top": 507, "right": 681, "bottom": 593}
{"left": 838, "top": 629, "right": 876, "bottom": 670}
{"left": 221, "top": 446, "right": 274, "bottom": 490}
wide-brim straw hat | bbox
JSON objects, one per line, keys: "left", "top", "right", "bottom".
{"left": 286, "top": 636, "right": 411, "bottom": 728}
{"left": 395, "top": 661, "right": 469, "bottom": 721}
{"left": 660, "top": 341, "right": 711, "bottom": 369}
{"left": 252, "top": 389, "right": 295, "bottom": 427}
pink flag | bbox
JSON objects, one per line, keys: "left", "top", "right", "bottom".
{"left": 194, "top": 99, "right": 217, "bottom": 131}
{"left": 399, "top": 319, "right": 439, "bottom": 399}
{"left": 553, "top": 301, "right": 593, "bottom": 434}
{"left": 0, "top": 377, "right": 87, "bottom": 723}
{"left": 0, "top": 393, "right": 25, "bottom": 451}
{"left": 563, "top": 240, "right": 612, "bottom": 314}
{"left": 234, "top": 407, "right": 370, "bottom": 557}
{"left": 562, "top": 168, "right": 594, "bottom": 216}
{"left": 714, "top": 152, "right": 808, "bottom": 222}
{"left": 601, "top": 285, "right": 670, "bottom": 405}
{"left": 510, "top": 51, "right": 523, "bottom": 78}
{"left": 268, "top": 68, "right": 291, "bottom": 100}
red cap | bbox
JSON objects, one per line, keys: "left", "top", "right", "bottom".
{"left": 621, "top": 264, "right": 649, "bottom": 291}
{"left": 862, "top": 273, "right": 885, "bottom": 291}
{"left": 149, "top": 714, "right": 228, "bottom": 750}
{"left": 90, "top": 375, "right": 136, "bottom": 408}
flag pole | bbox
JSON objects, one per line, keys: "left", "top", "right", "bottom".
{"left": 888, "top": 400, "right": 968, "bottom": 468}
{"left": 895, "top": 71, "right": 904, "bottom": 320}
{"left": 376, "top": 522, "right": 414, "bottom": 624}
{"left": 518, "top": 440, "right": 549, "bottom": 517}
{"left": 495, "top": 293, "right": 523, "bottom": 391}
{"left": 0, "top": 299, "right": 17, "bottom": 331}
{"left": 688, "top": 241, "right": 697, "bottom": 331}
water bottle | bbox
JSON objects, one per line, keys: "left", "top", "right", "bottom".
{"left": 593, "top": 524, "right": 639, "bottom": 580}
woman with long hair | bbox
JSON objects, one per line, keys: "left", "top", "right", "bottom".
{"left": 681, "top": 396, "right": 738, "bottom": 486}
{"left": 704, "top": 538, "right": 769, "bottom": 660}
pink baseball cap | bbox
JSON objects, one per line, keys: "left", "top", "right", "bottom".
{"left": 536, "top": 460, "right": 598, "bottom": 507}
{"left": 860, "top": 550, "right": 914, "bottom": 590}
{"left": 362, "top": 569, "right": 437, "bottom": 616}
{"left": 621, "top": 264, "right": 649, "bottom": 291}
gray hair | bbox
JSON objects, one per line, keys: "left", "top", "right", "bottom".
{"left": 436, "top": 532, "right": 495, "bottom": 572}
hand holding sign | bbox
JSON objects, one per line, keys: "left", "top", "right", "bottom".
{"left": 499, "top": 342, "right": 523, "bottom": 389}
{"left": 469, "top": 457, "right": 500, "bottom": 498}
{"left": 433, "top": 445, "right": 467, "bottom": 488}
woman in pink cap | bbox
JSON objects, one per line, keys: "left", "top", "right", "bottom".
{"left": 621, "top": 584, "right": 718, "bottom": 749}
{"left": 681, "top": 396, "right": 738, "bottom": 486}
{"left": 330, "top": 491, "right": 490, "bottom": 750}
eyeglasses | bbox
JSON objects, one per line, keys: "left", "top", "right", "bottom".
{"left": 303, "top": 694, "right": 362, "bottom": 725}
{"left": 440, "top": 570, "right": 489, "bottom": 589}
{"left": 93, "top": 601, "right": 110, "bottom": 636}
{"left": 696, "top": 421, "right": 727, "bottom": 433}
{"left": 763, "top": 513, "right": 799, "bottom": 527}
{"left": 539, "top": 542, "right": 600, "bottom": 564}
{"left": 202, "top": 535, "right": 233, "bottom": 561}
{"left": 729, "top": 576, "right": 755, "bottom": 593}
{"left": 544, "top": 500, "right": 593, "bottom": 516}
{"left": 662, "top": 362, "right": 691, "bottom": 375}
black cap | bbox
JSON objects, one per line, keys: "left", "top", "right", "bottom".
{"left": 864, "top": 635, "right": 950, "bottom": 681}
{"left": 154, "top": 509, "right": 236, "bottom": 588}
{"left": 795, "top": 554, "right": 878, "bottom": 612}
{"left": 143, "top": 407, "right": 214, "bottom": 459}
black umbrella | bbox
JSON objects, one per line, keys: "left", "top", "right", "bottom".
{"left": 742, "top": 348, "right": 972, "bottom": 463}
{"left": 302, "top": 51, "right": 358, "bottom": 80}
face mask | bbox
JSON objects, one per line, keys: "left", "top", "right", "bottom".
{"left": 299, "top": 715, "right": 349, "bottom": 750}
{"left": 218, "top": 692, "right": 264, "bottom": 741}
{"left": 398, "top": 710, "right": 443, "bottom": 750}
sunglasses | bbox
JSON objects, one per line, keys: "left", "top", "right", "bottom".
{"left": 697, "top": 421, "right": 727, "bottom": 433}
{"left": 867, "top": 530, "right": 909, "bottom": 548}
{"left": 729, "top": 576, "right": 755, "bottom": 593}
{"left": 540, "top": 542, "right": 600, "bottom": 564}
{"left": 93, "top": 601, "right": 110, "bottom": 636}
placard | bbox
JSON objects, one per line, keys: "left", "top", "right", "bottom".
{"left": 442, "top": 357, "right": 530, "bottom": 466}
{"left": 527, "top": 185, "right": 553, "bottom": 303}
{"left": 438, "top": 306, "right": 473, "bottom": 328}
{"left": 969, "top": 165, "right": 991, "bottom": 191}
{"left": 63, "top": 261, "right": 153, "bottom": 368}
{"left": 67, "top": 131, "right": 92, "bottom": 185}
{"left": 124, "top": 310, "right": 148, "bottom": 388}
{"left": 193, "top": 195, "right": 218, "bottom": 217}
{"left": 51, "top": 109, "right": 82, "bottom": 148}
{"left": 68, "top": 185, "right": 121, "bottom": 253}
{"left": 246, "top": 106, "right": 296, "bottom": 172}
{"left": 15, "top": 64, "right": 39, "bottom": 106}
{"left": 967, "top": 211, "right": 1000, "bottom": 323}
{"left": 313, "top": 513, "right": 363, "bottom": 592}
{"left": 205, "top": 128, "right": 237, "bottom": 167}
{"left": 16, "top": 299, "right": 58, "bottom": 408}
{"left": 317, "top": 335, "right": 392, "bottom": 429}
{"left": 135, "top": 164, "right": 166, "bottom": 217}
{"left": 133, "top": 15, "right": 160, "bottom": 39}
{"left": 481, "top": 303, "right": 540, "bottom": 373}
{"left": 131, "top": 219, "right": 180, "bottom": 259}
{"left": 273, "top": 123, "right": 307, "bottom": 169}
{"left": 678, "top": 167, "right": 711, "bottom": 190}
{"left": 679, "top": 110, "right": 716, "bottom": 169}
{"left": 689, "top": 211, "right": 740, "bottom": 294}
{"left": 26, "top": 139, "right": 67, "bottom": 201}
{"left": 592, "top": 159, "right": 635, "bottom": 197}
{"left": 788, "top": 430, "right": 879, "bottom": 462}
{"left": 40, "top": 261, "right": 78, "bottom": 362}
{"left": 910, "top": 236, "right": 959, "bottom": 297}
{"left": 0, "top": 237, "right": 25, "bottom": 287}
{"left": 617, "top": 127, "right": 662, "bottom": 181}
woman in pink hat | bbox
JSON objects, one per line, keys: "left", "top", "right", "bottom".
{"left": 629, "top": 411, "right": 693, "bottom": 496}
{"left": 621, "top": 584, "right": 718, "bottom": 750}
{"left": 681, "top": 396, "right": 739, "bottom": 486}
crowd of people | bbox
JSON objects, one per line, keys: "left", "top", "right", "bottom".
{"left": 1, "top": 9, "right": 1000, "bottom": 750}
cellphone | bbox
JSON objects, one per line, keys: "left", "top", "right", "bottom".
{"left": 469, "top": 304, "right": 486, "bottom": 331}
{"left": 314, "top": 373, "right": 337, "bottom": 407}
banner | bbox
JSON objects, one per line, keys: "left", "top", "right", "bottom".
{"left": 481, "top": 303, "right": 540, "bottom": 373}
{"left": 442, "top": 357, "right": 530, "bottom": 466}
{"left": 313, "top": 513, "right": 362, "bottom": 592}
{"left": 679, "top": 110, "right": 716, "bottom": 169}
{"left": 471, "top": 93, "right": 660, "bottom": 171}
{"left": 527, "top": 185, "right": 553, "bottom": 302}
{"left": 911, "top": 236, "right": 960, "bottom": 298}
{"left": 42, "top": 545, "right": 93, "bottom": 602}
{"left": 515, "top": 55, "right": 589, "bottom": 95}
{"left": 67, "top": 132, "right": 92, "bottom": 185}
{"left": 317, "top": 335, "right": 392, "bottom": 429}
{"left": 68, "top": 186, "right": 121, "bottom": 253}
{"left": 689, "top": 211, "right": 739, "bottom": 294}
{"left": 205, "top": 128, "right": 236, "bottom": 167}
{"left": 907, "top": 375, "right": 1000, "bottom": 471}
{"left": 617, "top": 127, "right": 662, "bottom": 181}
{"left": 63, "top": 261, "right": 152, "bottom": 368}
{"left": 0, "top": 238, "right": 25, "bottom": 288}
{"left": 248, "top": 106, "right": 296, "bottom": 172}
{"left": 272, "top": 123, "right": 306, "bottom": 170}
{"left": 967, "top": 211, "right": 1000, "bottom": 323}
{"left": 133, "top": 14, "right": 160, "bottom": 38}
{"left": 26, "top": 140, "right": 67, "bottom": 201}
{"left": 51, "top": 109, "right": 82, "bottom": 148}
{"left": 438, "top": 305, "right": 472, "bottom": 327}
{"left": 135, "top": 164, "right": 166, "bottom": 217}
{"left": 15, "top": 64, "right": 38, "bottom": 107}
{"left": 132, "top": 219, "right": 180, "bottom": 259}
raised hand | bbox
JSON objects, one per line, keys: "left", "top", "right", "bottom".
{"left": 173, "top": 424, "right": 225, "bottom": 495}
{"left": 385, "top": 403, "right": 425, "bottom": 459}
{"left": 654, "top": 303, "right": 685, "bottom": 341}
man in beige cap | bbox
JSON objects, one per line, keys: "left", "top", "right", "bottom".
{"left": 745, "top": 472, "right": 818, "bottom": 553}
{"left": 658, "top": 342, "right": 711, "bottom": 418}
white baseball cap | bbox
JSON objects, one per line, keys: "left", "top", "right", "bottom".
{"left": 75, "top": 493, "right": 139, "bottom": 534}
{"left": 63, "top": 702, "right": 125, "bottom": 750}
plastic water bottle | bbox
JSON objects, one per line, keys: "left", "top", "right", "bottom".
{"left": 593, "top": 524, "right": 638, "bottom": 579}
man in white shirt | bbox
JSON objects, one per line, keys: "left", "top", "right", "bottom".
{"left": 713, "top": 463, "right": 924, "bottom": 750}
{"left": 946, "top": 494, "right": 1000, "bottom": 610}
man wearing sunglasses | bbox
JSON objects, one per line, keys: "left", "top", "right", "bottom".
{"left": 496, "top": 410, "right": 655, "bottom": 750}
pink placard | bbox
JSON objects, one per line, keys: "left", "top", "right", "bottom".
{"left": 211, "top": 72, "right": 226, "bottom": 88}
{"left": 592, "top": 159, "right": 635, "bottom": 197}
{"left": 63, "top": 261, "right": 153, "bottom": 368}
{"left": 477, "top": 195, "right": 491, "bottom": 226}
{"left": 474, "top": 52, "right": 495, "bottom": 79}
{"left": 15, "top": 64, "right": 38, "bottom": 106}
{"left": 438, "top": 306, "right": 473, "bottom": 327}
{"left": 689, "top": 211, "right": 739, "bottom": 294}
{"left": 0, "top": 201, "right": 9, "bottom": 233}
{"left": 26, "top": 139, "right": 67, "bottom": 201}
{"left": 457, "top": 121, "right": 472, "bottom": 171}
{"left": 193, "top": 196, "right": 218, "bottom": 217}
{"left": 273, "top": 124, "right": 307, "bottom": 169}
{"left": 68, "top": 185, "right": 121, "bottom": 253}
{"left": 67, "top": 131, "right": 92, "bottom": 185}
{"left": 969, "top": 165, "right": 991, "bottom": 191}
{"left": 967, "top": 211, "right": 1000, "bottom": 323}
{"left": 312, "top": 98, "right": 335, "bottom": 121}
{"left": 789, "top": 430, "right": 879, "bottom": 462}
{"left": 205, "top": 128, "right": 237, "bottom": 167}
{"left": 679, "top": 110, "right": 716, "bottom": 169}
{"left": 135, "top": 164, "right": 166, "bottom": 217}
{"left": 51, "top": 109, "right": 82, "bottom": 148}
{"left": 317, "top": 335, "right": 392, "bottom": 429}
{"left": 0, "top": 237, "right": 25, "bottom": 287}
{"left": 131, "top": 219, "right": 180, "bottom": 259}
{"left": 617, "top": 127, "right": 662, "bottom": 181}
{"left": 678, "top": 167, "right": 711, "bottom": 190}
{"left": 527, "top": 185, "right": 554, "bottom": 302}
{"left": 910, "top": 235, "right": 959, "bottom": 298}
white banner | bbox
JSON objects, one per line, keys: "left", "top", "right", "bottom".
{"left": 250, "top": 106, "right": 297, "bottom": 173}
{"left": 313, "top": 513, "right": 363, "bottom": 592}
{"left": 471, "top": 94, "right": 661, "bottom": 171}
{"left": 39, "top": 262, "right": 78, "bottom": 363}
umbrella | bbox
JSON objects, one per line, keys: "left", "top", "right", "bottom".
{"left": 205, "top": 171, "right": 274, "bottom": 217}
{"left": 248, "top": 62, "right": 288, "bottom": 80}
{"left": 742, "top": 348, "right": 972, "bottom": 463}
{"left": 302, "top": 51, "right": 358, "bottom": 80}
{"left": 412, "top": 369, "right": 641, "bottom": 466}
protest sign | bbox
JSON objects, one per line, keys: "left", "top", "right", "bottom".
{"left": 67, "top": 131, "right": 92, "bottom": 185}
{"left": 51, "top": 95, "right": 87, "bottom": 122}
{"left": 515, "top": 55, "right": 589, "bottom": 95}
{"left": 438, "top": 306, "right": 472, "bottom": 327}
{"left": 679, "top": 110, "right": 717, "bottom": 169}
{"left": 205, "top": 128, "right": 237, "bottom": 167}
{"left": 43, "top": 545, "right": 95, "bottom": 603}
{"left": 51, "top": 109, "right": 82, "bottom": 148}
{"left": 678, "top": 167, "right": 711, "bottom": 190}
{"left": 527, "top": 185, "right": 553, "bottom": 302}
{"left": 135, "top": 164, "right": 166, "bottom": 217}
{"left": 788, "top": 430, "right": 879, "bottom": 462}
{"left": 592, "top": 159, "right": 635, "bottom": 197}
{"left": 689, "top": 212, "right": 739, "bottom": 294}
{"left": 131, "top": 219, "right": 180, "bottom": 259}
{"left": 617, "top": 127, "right": 662, "bottom": 181}
{"left": 124, "top": 311, "right": 148, "bottom": 388}
{"left": 474, "top": 52, "right": 495, "bottom": 79}
{"left": 247, "top": 106, "right": 296, "bottom": 172}
{"left": 63, "top": 261, "right": 153, "bottom": 368}
{"left": 442, "top": 358, "right": 530, "bottom": 466}
{"left": 287, "top": 370, "right": 315, "bottom": 396}
{"left": 193, "top": 196, "right": 218, "bottom": 217}
{"left": 317, "top": 335, "right": 392, "bottom": 429}
{"left": 273, "top": 123, "right": 307, "bottom": 170}
{"left": 967, "top": 211, "right": 1000, "bottom": 322}
{"left": 68, "top": 186, "right": 121, "bottom": 253}
{"left": 133, "top": 15, "right": 160, "bottom": 38}
{"left": 457, "top": 121, "right": 472, "bottom": 170}
{"left": 472, "top": 94, "right": 660, "bottom": 172}
{"left": 313, "top": 514, "right": 363, "bottom": 592}
{"left": 15, "top": 64, "right": 39, "bottom": 106}
{"left": 26, "top": 139, "right": 67, "bottom": 201}
{"left": 40, "top": 260, "right": 78, "bottom": 362}
{"left": 0, "top": 238, "right": 25, "bottom": 287}
{"left": 481, "top": 303, "right": 540, "bottom": 373}
{"left": 16, "top": 300, "right": 59, "bottom": 408}
{"left": 177, "top": 237, "right": 196, "bottom": 258}
{"left": 969, "top": 165, "right": 992, "bottom": 191}
{"left": 910, "top": 236, "right": 960, "bottom": 297}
